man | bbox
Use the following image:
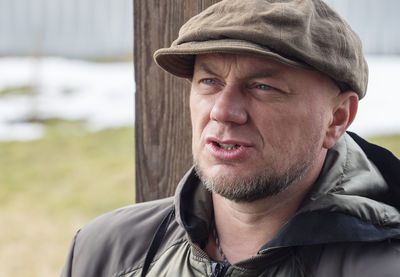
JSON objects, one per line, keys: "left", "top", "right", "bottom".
{"left": 61, "top": 0, "right": 400, "bottom": 276}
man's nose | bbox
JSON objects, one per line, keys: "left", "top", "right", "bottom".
{"left": 210, "top": 86, "right": 248, "bottom": 125}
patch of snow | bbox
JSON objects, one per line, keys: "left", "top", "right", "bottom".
{"left": 0, "top": 57, "right": 135, "bottom": 141}
{"left": 348, "top": 55, "right": 400, "bottom": 136}
{"left": 0, "top": 122, "right": 44, "bottom": 141}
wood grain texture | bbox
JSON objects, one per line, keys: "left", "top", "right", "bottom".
{"left": 134, "top": 1, "right": 221, "bottom": 202}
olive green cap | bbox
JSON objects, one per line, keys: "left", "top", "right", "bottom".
{"left": 154, "top": 0, "right": 368, "bottom": 98}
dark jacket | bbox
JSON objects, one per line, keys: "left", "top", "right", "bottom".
{"left": 61, "top": 133, "right": 400, "bottom": 277}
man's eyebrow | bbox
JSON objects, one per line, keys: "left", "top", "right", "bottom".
{"left": 195, "top": 62, "right": 218, "bottom": 76}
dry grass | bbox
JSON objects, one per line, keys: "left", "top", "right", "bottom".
{"left": 0, "top": 203, "right": 87, "bottom": 276}
{"left": 0, "top": 124, "right": 134, "bottom": 277}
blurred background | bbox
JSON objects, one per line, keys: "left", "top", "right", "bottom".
{"left": 0, "top": 0, "right": 399, "bottom": 276}
{"left": 0, "top": 0, "right": 135, "bottom": 276}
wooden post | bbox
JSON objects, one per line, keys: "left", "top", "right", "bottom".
{"left": 134, "top": 1, "right": 221, "bottom": 202}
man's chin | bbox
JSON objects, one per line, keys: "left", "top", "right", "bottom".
{"left": 194, "top": 163, "right": 278, "bottom": 202}
{"left": 193, "top": 157, "right": 312, "bottom": 202}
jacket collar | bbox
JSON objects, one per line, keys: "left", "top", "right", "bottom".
{"left": 174, "top": 168, "right": 213, "bottom": 248}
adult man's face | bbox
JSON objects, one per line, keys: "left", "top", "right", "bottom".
{"left": 190, "top": 53, "right": 341, "bottom": 202}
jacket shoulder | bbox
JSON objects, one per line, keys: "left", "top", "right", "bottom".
{"left": 314, "top": 240, "right": 400, "bottom": 277}
{"left": 62, "top": 197, "right": 186, "bottom": 277}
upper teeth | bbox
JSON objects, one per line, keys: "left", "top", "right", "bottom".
{"left": 218, "top": 143, "right": 239, "bottom": 150}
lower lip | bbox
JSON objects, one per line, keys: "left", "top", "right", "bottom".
{"left": 206, "top": 142, "right": 249, "bottom": 161}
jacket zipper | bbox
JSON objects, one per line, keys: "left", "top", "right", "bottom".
{"left": 211, "top": 261, "right": 227, "bottom": 277}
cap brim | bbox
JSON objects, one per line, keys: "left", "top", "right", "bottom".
{"left": 154, "top": 39, "right": 311, "bottom": 78}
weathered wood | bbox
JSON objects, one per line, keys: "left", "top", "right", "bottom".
{"left": 134, "top": 1, "right": 221, "bottom": 202}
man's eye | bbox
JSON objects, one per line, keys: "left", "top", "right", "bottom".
{"left": 201, "top": 78, "right": 217, "bottom": 85}
{"left": 257, "top": 84, "right": 273, "bottom": 90}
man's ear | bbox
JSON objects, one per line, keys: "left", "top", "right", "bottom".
{"left": 323, "top": 91, "right": 359, "bottom": 149}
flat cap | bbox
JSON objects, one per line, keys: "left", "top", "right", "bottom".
{"left": 154, "top": 0, "right": 368, "bottom": 98}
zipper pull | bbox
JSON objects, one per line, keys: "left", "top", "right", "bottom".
{"left": 211, "top": 261, "right": 226, "bottom": 277}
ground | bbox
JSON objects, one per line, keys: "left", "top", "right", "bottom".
{"left": 0, "top": 125, "right": 134, "bottom": 277}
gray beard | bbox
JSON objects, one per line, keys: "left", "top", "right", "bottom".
{"left": 194, "top": 157, "right": 314, "bottom": 203}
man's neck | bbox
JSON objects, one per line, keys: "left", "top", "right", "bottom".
{"left": 208, "top": 189, "right": 307, "bottom": 263}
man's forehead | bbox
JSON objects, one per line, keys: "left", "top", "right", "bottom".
{"left": 194, "top": 53, "right": 286, "bottom": 78}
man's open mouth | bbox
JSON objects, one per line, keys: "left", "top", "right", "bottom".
{"left": 207, "top": 140, "right": 248, "bottom": 160}
{"left": 215, "top": 142, "right": 241, "bottom": 150}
